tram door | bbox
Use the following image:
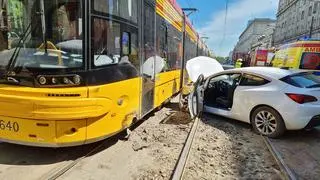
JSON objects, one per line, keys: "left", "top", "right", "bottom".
{"left": 141, "top": 1, "right": 156, "bottom": 116}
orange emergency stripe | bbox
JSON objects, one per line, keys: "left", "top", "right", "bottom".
{"left": 186, "top": 24, "right": 197, "bottom": 42}
{"left": 156, "top": 0, "right": 183, "bottom": 32}
{"left": 281, "top": 42, "right": 320, "bottom": 49}
{"left": 156, "top": 0, "right": 198, "bottom": 43}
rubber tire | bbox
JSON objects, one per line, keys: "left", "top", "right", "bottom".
{"left": 251, "top": 106, "right": 286, "bottom": 138}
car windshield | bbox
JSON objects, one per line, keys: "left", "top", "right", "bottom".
{"left": 281, "top": 72, "right": 320, "bottom": 88}
{"left": 0, "top": 0, "right": 83, "bottom": 72}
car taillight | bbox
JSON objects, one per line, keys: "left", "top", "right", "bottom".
{"left": 286, "top": 93, "right": 318, "bottom": 104}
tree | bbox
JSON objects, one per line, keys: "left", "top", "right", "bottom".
{"left": 215, "top": 56, "right": 227, "bottom": 64}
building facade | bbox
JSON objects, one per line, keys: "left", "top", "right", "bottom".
{"left": 273, "top": 0, "right": 320, "bottom": 46}
{"left": 233, "top": 18, "right": 276, "bottom": 62}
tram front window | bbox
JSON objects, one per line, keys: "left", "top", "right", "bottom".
{"left": 0, "top": 0, "right": 83, "bottom": 72}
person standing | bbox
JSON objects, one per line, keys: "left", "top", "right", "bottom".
{"left": 235, "top": 58, "right": 243, "bottom": 68}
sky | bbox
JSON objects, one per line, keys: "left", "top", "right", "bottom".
{"left": 176, "top": 0, "right": 279, "bottom": 57}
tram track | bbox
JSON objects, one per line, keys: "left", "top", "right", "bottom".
{"left": 41, "top": 105, "right": 185, "bottom": 180}
{"left": 262, "top": 136, "right": 297, "bottom": 180}
{"left": 171, "top": 114, "right": 297, "bottom": 180}
{"left": 171, "top": 117, "right": 200, "bottom": 180}
{"left": 40, "top": 141, "right": 106, "bottom": 180}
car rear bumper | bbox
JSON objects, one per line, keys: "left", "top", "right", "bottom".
{"left": 305, "top": 115, "right": 320, "bottom": 129}
{"left": 281, "top": 103, "right": 320, "bottom": 130}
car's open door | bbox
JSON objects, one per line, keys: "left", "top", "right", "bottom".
{"left": 186, "top": 57, "right": 224, "bottom": 119}
{"left": 188, "top": 74, "right": 205, "bottom": 119}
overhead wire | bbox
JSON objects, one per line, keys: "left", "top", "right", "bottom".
{"left": 183, "top": 0, "right": 197, "bottom": 26}
{"left": 219, "top": 0, "right": 229, "bottom": 54}
{"left": 185, "top": 0, "right": 192, "bottom": 7}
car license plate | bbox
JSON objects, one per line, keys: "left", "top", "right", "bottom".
{"left": 0, "top": 120, "right": 20, "bottom": 132}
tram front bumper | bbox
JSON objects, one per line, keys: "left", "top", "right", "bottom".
{"left": 0, "top": 93, "right": 112, "bottom": 147}
{"left": 0, "top": 93, "right": 111, "bottom": 120}
{"left": 0, "top": 117, "right": 88, "bottom": 147}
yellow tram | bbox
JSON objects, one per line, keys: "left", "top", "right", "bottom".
{"left": 0, "top": 0, "right": 209, "bottom": 147}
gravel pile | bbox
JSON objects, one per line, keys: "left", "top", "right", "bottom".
{"left": 130, "top": 102, "right": 192, "bottom": 180}
{"left": 183, "top": 114, "right": 282, "bottom": 180}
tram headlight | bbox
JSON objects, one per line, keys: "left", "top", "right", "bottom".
{"left": 52, "top": 77, "right": 57, "bottom": 84}
{"left": 73, "top": 75, "right": 81, "bottom": 85}
{"left": 37, "top": 75, "right": 82, "bottom": 86}
{"left": 38, "top": 76, "right": 47, "bottom": 85}
{"left": 63, "top": 77, "right": 70, "bottom": 84}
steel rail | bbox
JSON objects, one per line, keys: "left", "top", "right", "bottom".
{"left": 171, "top": 117, "right": 200, "bottom": 180}
{"left": 40, "top": 141, "right": 108, "bottom": 180}
{"left": 262, "top": 136, "right": 297, "bottom": 180}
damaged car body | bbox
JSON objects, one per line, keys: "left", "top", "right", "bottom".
{"left": 187, "top": 57, "right": 320, "bottom": 138}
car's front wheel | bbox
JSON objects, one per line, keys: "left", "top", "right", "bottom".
{"left": 251, "top": 106, "right": 285, "bottom": 138}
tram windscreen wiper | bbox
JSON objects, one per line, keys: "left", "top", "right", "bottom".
{"left": 7, "top": 24, "right": 32, "bottom": 72}
{"left": 95, "top": 47, "right": 106, "bottom": 61}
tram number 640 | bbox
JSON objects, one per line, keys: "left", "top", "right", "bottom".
{"left": 0, "top": 120, "right": 19, "bottom": 132}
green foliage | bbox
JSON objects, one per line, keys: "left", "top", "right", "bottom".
{"left": 215, "top": 56, "right": 227, "bottom": 63}
{"left": 8, "top": 0, "right": 24, "bottom": 32}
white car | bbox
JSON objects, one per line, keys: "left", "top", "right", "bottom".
{"left": 187, "top": 57, "right": 320, "bottom": 138}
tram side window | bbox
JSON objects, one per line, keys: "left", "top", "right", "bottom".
{"left": 122, "top": 32, "right": 130, "bottom": 55}
{"left": 185, "top": 37, "right": 192, "bottom": 61}
{"left": 92, "top": 18, "right": 121, "bottom": 66}
{"left": 129, "top": 32, "right": 139, "bottom": 69}
{"left": 144, "top": 5, "right": 155, "bottom": 60}
{"left": 191, "top": 41, "right": 197, "bottom": 58}
{"left": 156, "top": 15, "right": 168, "bottom": 72}
{"left": 93, "top": 0, "right": 138, "bottom": 23}
{"left": 92, "top": 18, "right": 139, "bottom": 69}
{"left": 120, "top": 31, "right": 139, "bottom": 70}
{"left": 168, "top": 26, "right": 180, "bottom": 70}
{"left": 156, "top": 19, "right": 167, "bottom": 59}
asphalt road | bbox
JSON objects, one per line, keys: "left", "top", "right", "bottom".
{"left": 0, "top": 139, "right": 116, "bottom": 180}
{"left": 269, "top": 127, "right": 320, "bottom": 180}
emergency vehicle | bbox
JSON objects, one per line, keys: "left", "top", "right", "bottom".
{"left": 272, "top": 39, "right": 320, "bottom": 70}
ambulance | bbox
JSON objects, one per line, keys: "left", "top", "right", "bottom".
{"left": 272, "top": 39, "right": 320, "bottom": 70}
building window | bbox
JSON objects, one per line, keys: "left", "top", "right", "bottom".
{"left": 309, "top": 6, "right": 312, "bottom": 16}
{"left": 301, "top": 11, "right": 305, "bottom": 20}
{"left": 314, "top": 3, "right": 319, "bottom": 14}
